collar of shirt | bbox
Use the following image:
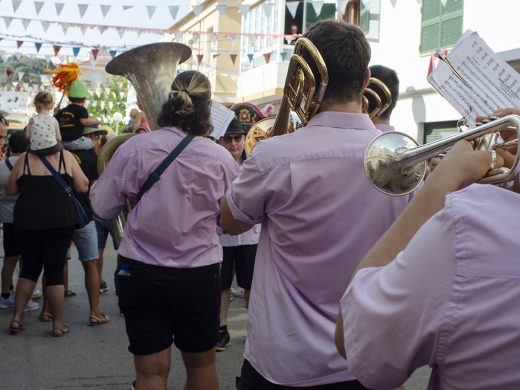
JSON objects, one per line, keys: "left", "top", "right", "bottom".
{"left": 307, "top": 111, "right": 377, "bottom": 131}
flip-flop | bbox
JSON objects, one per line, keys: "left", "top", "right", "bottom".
{"left": 38, "top": 312, "right": 53, "bottom": 322}
{"left": 88, "top": 313, "right": 110, "bottom": 326}
{"left": 9, "top": 319, "right": 24, "bottom": 334}
{"left": 52, "top": 325, "right": 70, "bottom": 337}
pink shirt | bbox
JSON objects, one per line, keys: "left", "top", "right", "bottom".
{"left": 226, "top": 111, "right": 410, "bottom": 386}
{"left": 90, "top": 127, "right": 240, "bottom": 268}
{"left": 341, "top": 184, "right": 520, "bottom": 390}
{"left": 375, "top": 123, "right": 395, "bottom": 133}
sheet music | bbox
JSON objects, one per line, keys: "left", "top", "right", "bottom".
{"left": 428, "top": 30, "right": 520, "bottom": 126}
{"left": 210, "top": 100, "right": 236, "bottom": 140}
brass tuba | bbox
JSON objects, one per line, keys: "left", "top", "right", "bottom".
{"left": 362, "top": 77, "right": 392, "bottom": 120}
{"left": 97, "top": 42, "right": 192, "bottom": 247}
{"left": 244, "top": 38, "right": 328, "bottom": 156}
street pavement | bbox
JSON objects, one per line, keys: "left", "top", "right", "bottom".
{"left": 0, "top": 241, "right": 430, "bottom": 389}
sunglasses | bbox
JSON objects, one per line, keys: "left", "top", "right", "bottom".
{"left": 222, "top": 135, "right": 244, "bottom": 143}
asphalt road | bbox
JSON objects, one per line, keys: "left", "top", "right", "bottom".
{"left": 0, "top": 241, "right": 430, "bottom": 390}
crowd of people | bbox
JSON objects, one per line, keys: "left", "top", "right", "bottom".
{"left": 2, "top": 17, "right": 520, "bottom": 390}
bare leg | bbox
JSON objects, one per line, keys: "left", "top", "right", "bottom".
{"left": 134, "top": 348, "right": 171, "bottom": 390}
{"left": 1, "top": 255, "right": 20, "bottom": 295}
{"left": 40, "top": 277, "right": 51, "bottom": 316}
{"left": 219, "top": 289, "right": 231, "bottom": 326}
{"left": 46, "top": 284, "right": 65, "bottom": 330}
{"left": 97, "top": 248, "right": 104, "bottom": 284}
{"left": 81, "top": 260, "right": 102, "bottom": 317}
{"left": 11, "top": 278, "right": 36, "bottom": 323}
{"left": 181, "top": 349, "right": 219, "bottom": 390}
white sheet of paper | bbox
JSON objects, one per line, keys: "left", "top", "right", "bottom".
{"left": 210, "top": 100, "right": 235, "bottom": 139}
{"left": 428, "top": 30, "right": 520, "bottom": 126}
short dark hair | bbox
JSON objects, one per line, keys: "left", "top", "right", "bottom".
{"left": 157, "top": 70, "right": 213, "bottom": 136}
{"left": 304, "top": 19, "right": 371, "bottom": 103}
{"left": 9, "top": 131, "right": 29, "bottom": 153}
{"left": 69, "top": 97, "right": 86, "bottom": 104}
{"left": 369, "top": 65, "right": 399, "bottom": 119}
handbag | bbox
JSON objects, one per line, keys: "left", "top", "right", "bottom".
{"left": 38, "top": 155, "right": 90, "bottom": 229}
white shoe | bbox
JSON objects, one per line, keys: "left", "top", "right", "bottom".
{"left": 24, "top": 299, "right": 40, "bottom": 312}
{"left": 0, "top": 295, "right": 15, "bottom": 309}
{"left": 31, "top": 289, "right": 42, "bottom": 299}
{"left": 231, "top": 287, "right": 245, "bottom": 298}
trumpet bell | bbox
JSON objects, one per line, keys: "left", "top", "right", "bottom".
{"left": 365, "top": 132, "right": 427, "bottom": 196}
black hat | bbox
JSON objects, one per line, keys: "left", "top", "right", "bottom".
{"left": 224, "top": 118, "right": 245, "bottom": 135}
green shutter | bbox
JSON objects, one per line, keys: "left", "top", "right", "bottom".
{"left": 305, "top": 3, "right": 336, "bottom": 31}
{"left": 360, "top": 1, "right": 370, "bottom": 33}
{"left": 420, "top": 0, "right": 463, "bottom": 54}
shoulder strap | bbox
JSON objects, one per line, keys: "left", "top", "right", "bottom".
{"left": 59, "top": 149, "right": 66, "bottom": 173}
{"left": 24, "top": 153, "right": 31, "bottom": 175}
{"left": 5, "top": 158, "right": 13, "bottom": 171}
{"left": 137, "top": 132, "right": 195, "bottom": 202}
{"left": 38, "top": 155, "right": 73, "bottom": 199}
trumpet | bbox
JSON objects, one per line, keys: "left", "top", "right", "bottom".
{"left": 244, "top": 38, "right": 328, "bottom": 156}
{"left": 364, "top": 115, "right": 520, "bottom": 196}
{"left": 362, "top": 77, "right": 392, "bottom": 120}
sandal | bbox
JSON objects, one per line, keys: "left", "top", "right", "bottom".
{"left": 9, "top": 319, "right": 24, "bottom": 334}
{"left": 38, "top": 312, "right": 53, "bottom": 322}
{"left": 52, "top": 325, "right": 70, "bottom": 337}
{"left": 88, "top": 313, "right": 110, "bottom": 326}
{"left": 64, "top": 290, "right": 76, "bottom": 297}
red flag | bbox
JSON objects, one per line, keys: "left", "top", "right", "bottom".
{"left": 197, "top": 54, "right": 204, "bottom": 65}
{"left": 16, "top": 40, "right": 24, "bottom": 49}
{"left": 263, "top": 52, "right": 271, "bottom": 64}
{"left": 229, "top": 54, "right": 238, "bottom": 65}
{"left": 53, "top": 45, "right": 62, "bottom": 56}
{"left": 427, "top": 53, "right": 435, "bottom": 78}
{"left": 91, "top": 48, "right": 99, "bottom": 60}
{"left": 6, "top": 69, "right": 13, "bottom": 78}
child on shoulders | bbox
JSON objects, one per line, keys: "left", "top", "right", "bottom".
{"left": 25, "top": 91, "right": 62, "bottom": 156}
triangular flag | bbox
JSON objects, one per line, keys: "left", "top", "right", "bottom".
{"left": 109, "top": 50, "right": 117, "bottom": 58}
{"left": 81, "top": 25, "right": 88, "bottom": 35}
{"left": 193, "top": 4, "right": 203, "bottom": 16}
{"left": 62, "top": 23, "right": 69, "bottom": 34}
{"left": 34, "top": 42, "right": 42, "bottom": 53}
{"left": 90, "top": 58, "right": 97, "bottom": 67}
{"left": 6, "top": 69, "right": 13, "bottom": 78}
{"left": 212, "top": 53, "right": 220, "bottom": 59}
{"left": 100, "top": 5, "right": 111, "bottom": 17}
{"left": 311, "top": 0, "right": 324, "bottom": 16}
{"left": 122, "top": 5, "right": 133, "bottom": 11}
{"left": 136, "top": 30, "right": 142, "bottom": 38}
{"left": 118, "top": 29, "right": 125, "bottom": 39}
{"left": 280, "top": 51, "right": 288, "bottom": 61}
{"left": 338, "top": 0, "right": 348, "bottom": 15}
{"left": 98, "top": 25, "right": 107, "bottom": 34}
{"left": 104, "top": 87, "right": 111, "bottom": 96}
{"left": 263, "top": 53, "right": 271, "bottom": 64}
{"left": 78, "top": 3, "right": 89, "bottom": 18}
{"left": 175, "top": 31, "right": 182, "bottom": 41}
{"left": 55, "top": 2, "right": 65, "bottom": 16}
{"left": 440, "top": 0, "right": 448, "bottom": 6}
{"left": 197, "top": 54, "right": 204, "bottom": 65}
{"left": 15, "top": 52, "right": 22, "bottom": 60}
{"left": 4, "top": 17, "right": 13, "bottom": 29}
{"left": 100, "top": 101, "right": 106, "bottom": 109}
{"left": 286, "top": 2, "right": 299, "bottom": 19}
{"left": 216, "top": 4, "right": 227, "bottom": 15}
{"left": 229, "top": 54, "right": 238, "bottom": 65}
{"left": 169, "top": 6, "right": 179, "bottom": 20}
{"left": 146, "top": 5, "right": 157, "bottom": 19}
{"left": 72, "top": 47, "right": 81, "bottom": 57}
{"left": 247, "top": 53, "right": 254, "bottom": 62}
{"left": 53, "top": 45, "right": 62, "bottom": 56}
{"left": 42, "top": 21, "right": 50, "bottom": 32}
{"left": 91, "top": 48, "right": 99, "bottom": 60}
{"left": 263, "top": 2, "right": 274, "bottom": 16}
{"left": 18, "top": 72, "right": 24, "bottom": 81}
{"left": 16, "top": 40, "right": 24, "bottom": 49}
{"left": 239, "top": 4, "right": 250, "bottom": 15}
{"left": 361, "top": 0, "right": 371, "bottom": 6}
{"left": 34, "top": 1, "right": 45, "bottom": 14}
{"left": 12, "top": 0, "right": 22, "bottom": 12}
{"left": 108, "top": 101, "right": 114, "bottom": 110}
{"left": 23, "top": 82, "right": 30, "bottom": 90}
{"left": 21, "top": 19, "right": 31, "bottom": 30}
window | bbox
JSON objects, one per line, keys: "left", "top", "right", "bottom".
{"left": 304, "top": 2, "right": 336, "bottom": 32}
{"left": 423, "top": 120, "right": 458, "bottom": 143}
{"left": 360, "top": 0, "right": 381, "bottom": 42}
{"left": 420, "top": 0, "right": 463, "bottom": 54}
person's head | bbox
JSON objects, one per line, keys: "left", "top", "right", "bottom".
{"left": 8, "top": 131, "right": 29, "bottom": 154}
{"left": 83, "top": 124, "right": 109, "bottom": 141}
{"left": 33, "top": 91, "right": 54, "bottom": 113}
{"left": 157, "top": 70, "right": 212, "bottom": 136}
{"left": 129, "top": 108, "right": 139, "bottom": 118}
{"left": 304, "top": 19, "right": 371, "bottom": 106}
{"left": 68, "top": 79, "right": 88, "bottom": 105}
{"left": 218, "top": 118, "right": 246, "bottom": 161}
{"left": 368, "top": 65, "right": 399, "bottom": 119}
{"left": 291, "top": 24, "right": 298, "bottom": 35}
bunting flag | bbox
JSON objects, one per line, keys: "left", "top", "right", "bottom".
{"left": 34, "top": 1, "right": 45, "bottom": 15}
{"left": 440, "top": 0, "right": 448, "bottom": 5}
{"left": 78, "top": 3, "right": 89, "bottom": 18}
{"left": 229, "top": 54, "right": 238, "bottom": 65}
{"left": 6, "top": 69, "right": 13, "bottom": 78}
{"left": 12, "top": 0, "right": 22, "bottom": 13}
{"left": 53, "top": 45, "right": 62, "bottom": 56}
{"left": 122, "top": 5, "right": 134, "bottom": 11}
{"left": 263, "top": 2, "right": 275, "bottom": 16}
{"left": 338, "top": 0, "right": 348, "bottom": 15}
{"left": 91, "top": 48, "right": 99, "bottom": 60}
{"left": 62, "top": 23, "right": 69, "bottom": 34}
{"left": 118, "top": 29, "right": 125, "bottom": 39}
{"left": 361, "top": 0, "right": 371, "bottom": 6}
{"left": 4, "top": 17, "right": 13, "bottom": 29}
{"left": 15, "top": 52, "right": 22, "bottom": 60}
{"left": 34, "top": 42, "right": 42, "bottom": 53}
{"left": 81, "top": 25, "right": 88, "bottom": 35}
{"left": 169, "top": 6, "right": 179, "bottom": 20}
{"left": 216, "top": 4, "right": 227, "bottom": 15}
{"left": 42, "top": 20, "right": 51, "bottom": 32}
{"left": 197, "top": 54, "right": 204, "bottom": 65}
{"left": 109, "top": 50, "right": 117, "bottom": 58}
{"left": 72, "top": 47, "right": 81, "bottom": 57}
{"left": 100, "top": 5, "right": 111, "bottom": 17}
{"left": 16, "top": 40, "right": 24, "bottom": 49}
{"left": 213, "top": 53, "right": 220, "bottom": 59}
{"left": 312, "top": 0, "right": 325, "bottom": 16}
{"left": 22, "top": 19, "right": 31, "bottom": 30}
{"left": 146, "top": 5, "right": 157, "bottom": 19}
{"left": 104, "top": 87, "right": 110, "bottom": 96}
{"left": 18, "top": 72, "right": 24, "bottom": 81}
{"left": 55, "top": 2, "right": 65, "bottom": 16}
{"left": 280, "top": 51, "right": 288, "bottom": 61}
{"left": 263, "top": 53, "right": 271, "bottom": 64}
{"left": 239, "top": 4, "right": 250, "bottom": 16}
{"left": 98, "top": 25, "right": 108, "bottom": 34}
{"left": 286, "top": 2, "right": 300, "bottom": 19}
{"left": 193, "top": 4, "right": 203, "bottom": 16}
{"left": 247, "top": 53, "right": 254, "bottom": 62}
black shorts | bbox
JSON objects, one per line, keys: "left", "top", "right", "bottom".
{"left": 3, "top": 223, "right": 20, "bottom": 257}
{"left": 237, "top": 359, "right": 368, "bottom": 390}
{"left": 117, "top": 256, "right": 221, "bottom": 356}
{"left": 220, "top": 245, "right": 257, "bottom": 290}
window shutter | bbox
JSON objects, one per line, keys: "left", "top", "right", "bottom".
{"left": 420, "top": 0, "right": 463, "bottom": 54}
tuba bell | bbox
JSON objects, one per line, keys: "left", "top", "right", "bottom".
{"left": 244, "top": 38, "right": 328, "bottom": 156}
{"left": 97, "top": 42, "right": 192, "bottom": 247}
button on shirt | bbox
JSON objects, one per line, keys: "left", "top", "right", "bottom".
{"left": 341, "top": 184, "right": 520, "bottom": 390}
{"left": 90, "top": 127, "right": 240, "bottom": 268}
{"left": 226, "top": 111, "right": 410, "bottom": 386}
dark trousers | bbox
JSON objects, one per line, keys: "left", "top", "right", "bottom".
{"left": 237, "top": 359, "right": 368, "bottom": 390}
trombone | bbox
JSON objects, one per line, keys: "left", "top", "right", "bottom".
{"left": 364, "top": 115, "right": 520, "bottom": 196}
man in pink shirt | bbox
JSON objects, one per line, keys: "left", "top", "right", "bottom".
{"left": 221, "top": 19, "right": 409, "bottom": 389}
{"left": 336, "top": 135, "right": 520, "bottom": 389}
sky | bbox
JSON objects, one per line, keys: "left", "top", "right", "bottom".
{"left": 0, "top": 0, "right": 191, "bottom": 60}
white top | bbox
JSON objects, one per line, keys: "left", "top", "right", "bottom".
{"left": 0, "top": 156, "right": 19, "bottom": 223}
{"left": 29, "top": 113, "right": 60, "bottom": 151}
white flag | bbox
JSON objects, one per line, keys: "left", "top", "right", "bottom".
{"left": 311, "top": 0, "right": 324, "bottom": 16}
{"left": 55, "top": 2, "right": 65, "bottom": 16}
{"left": 4, "top": 17, "right": 13, "bottom": 29}
{"left": 18, "top": 72, "right": 24, "bottom": 81}
{"left": 78, "top": 3, "right": 89, "bottom": 18}
{"left": 81, "top": 25, "right": 88, "bottom": 35}
{"left": 169, "top": 6, "right": 179, "bottom": 20}
{"left": 239, "top": 4, "right": 250, "bottom": 16}
{"left": 90, "top": 59, "right": 97, "bottom": 68}
{"left": 338, "top": 0, "right": 348, "bottom": 15}
{"left": 21, "top": 19, "right": 31, "bottom": 30}
{"left": 122, "top": 5, "right": 133, "bottom": 11}
{"left": 100, "top": 5, "right": 111, "bottom": 17}
{"left": 440, "top": 0, "right": 448, "bottom": 6}
{"left": 41, "top": 20, "right": 50, "bottom": 32}
{"left": 12, "top": 0, "right": 22, "bottom": 12}
{"left": 118, "top": 29, "right": 126, "bottom": 39}
{"left": 99, "top": 25, "right": 108, "bottom": 34}
{"left": 62, "top": 23, "right": 69, "bottom": 35}
{"left": 263, "top": 2, "right": 274, "bottom": 16}
{"left": 146, "top": 5, "right": 157, "bottom": 19}
{"left": 192, "top": 4, "right": 202, "bottom": 16}
{"left": 216, "top": 4, "right": 227, "bottom": 15}
{"left": 360, "top": 0, "right": 371, "bottom": 7}
{"left": 15, "top": 52, "right": 22, "bottom": 60}
{"left": 286, "top": 2, "right": 299, "bottom": 19}
{"left": 34, "top": 1, "right": 45, "bottom": 15}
